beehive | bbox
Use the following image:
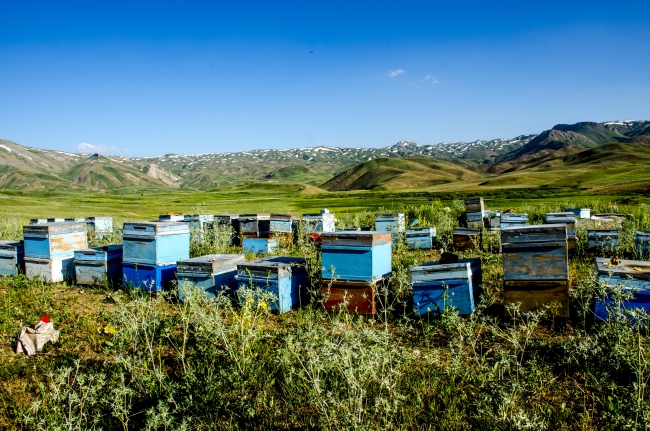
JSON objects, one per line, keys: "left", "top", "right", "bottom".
{"left": 25, "top": 257, "right": 75, "bottom": 283}
{"left": 374, "top": 213, "right": 406, "bottom": 233}
{"left": 239, "top": 214, "right": 271, "bottom": 238}
{"left": 302, "top": 212, "right": 336, "bottom": 233}
{"left": 321, "top": 231, "right": 392, "bottom": 282}
{"left": 500, "top": 213, "right": 529, "bottom": 229}
{"left": 322, "top": 278, "right": 387, "bottom": 314}
{"left": 465, "top": 197, "right": 484, "bottom": 213}
{"left": 587, "top": 230, "right": 619, "bottom": 253}
{"left": 594, "top": 257, "right": 650, "bottom": 320}
{"left": 489, "top": 212, "right": 501, "bottom": 230}
{"left": 466, "top": 211, "right": 485, "bottom": 229}
{"left": 47, "top": 218, "right": 65, "bottom": 223}
{"left": 242, "top": 237, "right": 278, "bottom": 254}
{"left": 177, "top": 254, "right": 246, "bottom": 300}
{"left": 566, "top": 208, "right": 591, "bottom": 219}
{"left": 0, "top": 241, "right": 25, "bottom": 276}
{"left": 270, "top": 214, "right": 300, "bottom": 233}
{"left": 159, "top": 214, "right": 184, "bottom": 222}
{"left": 23, "top": 222, "right": 88, "bottom": 260}
{"left": 183, "top": 214, "right": 215, "bottom": 231}
{"left": 636, "top": 232, "right": 650, "bottom": 258}
{"left": 214, "top": 214, "right": 240, "bottom": 245}
{"left": 411, "top": 258, "right": 482, "bottom": 316}
{"left": 502, "top": 224, "right": 569, "bottom": 316}
{"left": 122, "top": 222, "right": 190, "bottom": 265}
{"left": 453, "top": 227, "right": 481, "bottom": 251}
{"left": 236, "top": 256, "right": 308, "bottom": 313}
{"left": 122, "top": 262, "right": 177, "bottom": 292}
{"left": 406, "top": 227, "right": 436, "bottom": 250}
{"left": 64, "top": 218, "right": 86, "bottom": 222}
{"left": 74, "top": 245, "right": 123, "bottom": 285}
{"left": 29, "top": 219, "right": 48, "bottom": 225}
{"left": 86, "top": 217, "right": 113, "bottom": 238}
{"left": 545, "top": 212, "right": 577, "bottom": 250}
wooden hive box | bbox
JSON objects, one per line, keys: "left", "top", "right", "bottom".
{"left": 64, "top": 218, "right": 86, "bottom": 222}
{"left": 29, "top": 219, "right": 48, "bottom": 225}
{"left": 302, "top": 212, "right": 336, "bottom": 233}
{"left": 74, "top": 245, "right": 123, "bottom": 286}
{"left": 0, "top": 241, "right": 25, "bottom": 276}
{"left": 465, "top": 197, "right": 484, "bottom": 213}
{"left": 636, "top": 232, "right": 650, "bottom": 258}
{"left": 453, "top": 227, "right": 482, "bottom": 251}
{"left": 25, "top": 256, "right": 75, "bottom": 283}
{"left": 410, "top": 258, "right": 482, "bottom": 316}
{"left": 321, "top": 231, "right": 392, "bottom": 282}
{"left": 86, "top": 217, "right": 113, "bottom": 234}
{"left": 159, "top": 213, "right": 184, "bottom": 222}
{"left": 183, "top": 214, "right": 215, "bottom": 231}
{"left": 594, "top": 257, "right": 650, "bottom": 320}
{"left": 242, "top": 237, "right": 279, "bottom": 254}
{"left": 374, "top": 213, "right": 406, "bottom": 233}
{"left": 270, "top": 214, "right": 300, "bottom": 234}
{"left": 489, "top": 213, "right": 501, "bottom": 230}
{"left": 501, "top": 224, "right": 569, "bottom": 316}
{"left": 23, "top": 222, "right": 88, "bottom": 260}
{"left": 587, "top": 230, "right": 619, "bottom": 253}
{"left": 322, "top": 278, "right": 387, "bottom": 314}
{"left": 47, "top": 218, "right": 65, "bottom": 223}
{"left": 500, "top": 213, "right": 529, "bottom": 229}
{"left": 406, "top": 227, "right": 437, "bottom": 250}
{"left": 122, "top": 262, "right": 177, "bottom": 292}
{"left": 237, "top": 256, "right": 308, "bottom": 313}
{"left": 123, "top": 221, "right": 190, "bottom": 266}
{"left": 239, "top": 214, "right": 271, "bottom": 238}
{"left": 177, "top": 254, "right": 246, "bottom": 300}
{"left": 214, "top": 214, "right": 240, "bottom": 245}
{"left": 566, "top": 208, "right": 591, "bottom": 219}
{"left": 466, "top": 211, "right": 485, "bottom": 229}
{"left": 545, "top": 212, "right": 577, "bottom": 250}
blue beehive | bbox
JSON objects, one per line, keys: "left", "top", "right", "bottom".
{"left": 466, "top": 211, "right": 485, "bottom": 229}
{"left": 214, "top": 214, "right": 240, "bottom": 244}
{"left": 86, "top": 217, "right": 113, "bottom": 237}
{"left": 239, "top": 214, "right": 271, "bottom": 238}
{"left": 321, "top": 231, "right": 392, "bottom": 282}
{"left": 636, "top": 232, "right": 650, "bottom": 258}
{"left": 411, "top": 258, "right": 482, "bottom": 316}
{"left": 301, "top": 212, "right": 336, "bottom": 233}
{"left": 0, "top": 241, "right": 25, "bottom": 276}
{"left": 374, "top": 213, "right": 405, "bottom": 233}
{"left": 566, "top": 208, "right": 591, "bottom": 219}
{"left": 500, "top": 213, "right": 529, "bottom": 229}
{"left": 236, "top": 256, "right": 308, "bottom": 313}
{"left": 242, "top": 238, "right": 278, "bottom": 254}
{"left": 587, "top": 230, "right": 619, "bottom": 253}
{"left": 406, "top": 227, "right": 436, "bottom": 250}
{"left": 270, "top": 214, "right": 299, "bottom": 233}
{"left": 25, "top": 257, "right": 75, "bottom": 283}
{"left": 123, "top": 262, "right": 177, "bottom": 292}
{"left": 23, "top": 222, "right": 88, "bottom": 260}
{"left": 177, "top": 254, "right": 246, "bottom": 300}
{"left": 122, "top": 221, "right": 190, "bottom": 265}
{"left": 183, "top": 214, "right": 215, "bottom": 231}
{"left": 545, "top": 212, "right": 577, "bottom": 250}
{"left": 74, "top": 245, "right": 123, "bottom": 285}
{"left": 159, "top": 214, "right": 184, "bottom": 222}
{"left": 594, "top": 257, "right": 650, "bottom": 320}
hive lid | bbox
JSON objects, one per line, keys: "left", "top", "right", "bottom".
{"left": 501, "top": 224, "right": 567, "bottom": 244}
{"left": 123, "top": 221, "right": 190, "bottom": 235}
{"left": 178, "top": 254, "right": 246, "bottom": 273}
{"left": 237, "top": 256, "right": 306, "bottom": 277}
{"left": 0, "top": 240, "right": 24, "bottom": 250}
{"left": 596, "top": 257, "right": 650, "bottom": 280}
{"left": 23, "top": 222, "right": 87, "bottom": 235}
{"left": 321, "top": 231, "right": 391, "bottom": 246}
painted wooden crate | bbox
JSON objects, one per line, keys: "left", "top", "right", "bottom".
{"left": 321, "top": 231, "right": 392, "bottom": 282}
{"left": 301, "top": 213, "right": 336, "bottom": 233}
{"left": 122, "top": 221, "right": 190, "bottom": 265}
{"left": 74, "top": 245, "right": 123, "bottom": 285}
{"left": 545, "top": 212, "right": 577, "bottom": 250}
{"left": 453, "top": 228, "right": 482, "bottom": 251}
{"left": 411, "top": 258, "right": 482, "bottom": 316}
{"left": 566, "top": 208, "right": 591, "bottom": 219}
{"left": 242, "top": 238, "right": 278, "bottom": 254}
{"left": 500, "top": 213, "right": 529, "bottom": 229}
{"left": 594, "top": 257, "right": 650, "bottom": 320}
{"left": 0, "top": 241, "right": 25, "bottom": 276}
{"left": 465, "top": 197, "right": 484, "bottom": 213}
{"left": 322, "top": 278, "right": 387, "bottom": 314}
{"left": 374, "top": 213, "right": 406, "bottom": 233}
{"left": 636, "top": 232, "right": 650, "bottom": 258}
{"left": 177, "top": 254, "right": 246, "bottom": 299}
{"left": 587, "top": 230, "right": 619, "bottom": 252}
{"left": 466, "top": 211, "right": 485, "bottom": 229}
{"left": 502, "top": 224, "right": 569, "bottom": 316}
{"left": 406, "top": 227, "right": 437, "bottom": 250}
{"left": 270, "top": 214, "right": 300, "bottom": 233}
{"left": 29, "top": 219, "right": 48, "bottom": 225}
{"left": 23, "top": 222, "right": 88, "bottom": 259}
{"left": 122, "top": 262, "right": 177, "bottom": 292}
{"left": 490, "top": 213, "right": 501, "bottom": 229}
{"left": 183, "top": 214, "right": 215, "bottom": 231}
{"left": 25, "top": 256, "right": 75, "bottom": 283}
{"left": 86, "top": 217, "right": 113, "bottom": 234}
{"left": 236, "top": 256, "right": 308, "bottom": 313}
{"left": 239, "top": 214, "right": 271, "bottom": 238}
{"left": 159, "top": 214, "right": 184, "bottom": 222}
{"left": 214, "top": 214, "right": 240, "bottom": 245}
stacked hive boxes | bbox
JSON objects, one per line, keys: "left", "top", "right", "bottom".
{"left": 74, "top": 245, "right": 123, "bottom": 286}
{"left": 636, "top": 232, "right": 650, "bottom": 258}
{"left": 594, "top": 257, "right": 650, "bottom": 320}
{"left": 0, "top": 241, "right": 25, "bottom": 276}
{"left": 214, "top": 214, "right": 240, "bottom": 245}
{"left": 269, "top": 214, "right": 300, "bottom": 246}
{"left": 489, "top": 211, "right": 502, "bottom": 230}
{"left": 240, "top": 214, "right": 276, "bottom": 254}
{"left": 500, "top": 213, "right": 529, "bottom": 229}
{"left": 23, "top": 222, "right": 88, "bottom": 282}
{"left": 236, "top": 256, "right": 308, "bottom": 313}
{"left": 86, "top": 217, "right": 113, "bottom": 237}
{"left": 587, "top": 230, "right": 619, "bottom": 253}
{"left": 502, "top": 224, "right": 570, "bottom": 317}
{"left": 183, "top": 214, "right": 215, "bottom": 231}
{"left": 122, "top": 221, "right": 190, "bottom": 292}
{"left": 301, "top": 209, "right": 336, "bottom": 241}
{"left": 453, "top": 227, "right": 482, "bottom": 251}
{"left": 411, "top": 258, "right": 482, "bottom": 316}
{"left": 321, "top": 231, "right": 392, "bottom": 314}
{"left": 545, "top": 212, "right": 577, "bottom": 250}
{"left": 177, "top": 254, "right": 245, "bottom": 300}
{"left": 375, "top": 213, "right": 405, "bottom": 244}
{"left": 406, "top": 227, "right": 436, "bottom": 250}
{"left": 464, "top": 198, "right": 485, "bottom": 229}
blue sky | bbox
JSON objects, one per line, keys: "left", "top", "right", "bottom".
{"left": 1, "top": 1, "right": 649, "bottom": 157}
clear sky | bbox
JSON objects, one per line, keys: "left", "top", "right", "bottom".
{"left": 1, "top": 1, "right": 649, "bottom": 157}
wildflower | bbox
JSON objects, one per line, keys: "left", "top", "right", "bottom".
{"left": 103, "top": 324, "right": 116, "bottom": 335}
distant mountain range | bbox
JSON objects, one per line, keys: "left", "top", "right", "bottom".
{"left": 0, "top": 120, "right": 648, "bottom": 191}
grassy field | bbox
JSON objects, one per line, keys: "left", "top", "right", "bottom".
{"left": 2, "top": 192, "right": 650, "bottom": 429}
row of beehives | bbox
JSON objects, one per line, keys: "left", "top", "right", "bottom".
{"left": 30, "top": 216, "right": 113, "bottom": 236}
{"left": 1, "top": 220, "right": 649, "bottom": 319}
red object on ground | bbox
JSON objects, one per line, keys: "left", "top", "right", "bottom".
{"left": 39, "top": 316, "right": 50, "bottom": 324}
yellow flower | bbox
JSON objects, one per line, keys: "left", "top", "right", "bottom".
{"left": 103, "top": 324, "right": 116, "bottom": 335}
